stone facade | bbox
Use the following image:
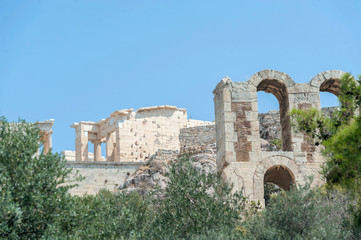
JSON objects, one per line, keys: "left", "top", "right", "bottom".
{"left": 63, "top": 106, "right": 212, "bottom": 195}
{"left": 67, "top": 105, "right": 212, "bottom": 162}
{"left": 213, "top": 69, "right": 349, "bottom": 205}
{"left": 180, "top": 125, "right": 216, "bottom": 154}
{"left": 67, "top": 161, "right": 143, "bottom": 195}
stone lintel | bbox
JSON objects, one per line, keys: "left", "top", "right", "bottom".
{"left": 136, "top": 105, "right": 185, "bottom": 113}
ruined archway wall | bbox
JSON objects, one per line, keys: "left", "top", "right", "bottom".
{"left": 213, "top": 70, "right": 297, "bottom": 171}
{"left": 213, "top": 69, "right": 349, "bottom": 206}
{"left": 248, "top": 70, "right": 296, "bottom": 152}
{"left": 213, "top": 77, "right": 237, "bottom": 171}
{"left": 310, "top": 70, "right": 348, "bottom": 98}
{"left": 288, "top": 70, "right": 350, "bottom": 162}
{"left": 253, "top": 155, "right": 300, "bottom": 200}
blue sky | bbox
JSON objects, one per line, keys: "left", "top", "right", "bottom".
{"left": 0, "top": 0, "right": 360, "bottom": 153}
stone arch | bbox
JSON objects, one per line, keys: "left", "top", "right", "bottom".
{"left": 310, "top": 70, "right": 349, "bottom": 96}
{"left": 248, "top": 69, "right": 296, "bottom": 89}
{"left": 253, "top": 155, "right": 299, "bottom": 199}
{"left": 248, "top": 70, "right": 294, "bottom": 151}
{"left": 264, "top": 165, "right": 295, "bottom": 190}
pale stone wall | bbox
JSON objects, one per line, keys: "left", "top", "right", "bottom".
{"left": 67, "top": 161, "right": 143, "bottom": 195}
{"left": 68, "top": 106, "right": 212, "bottom": 162}
{"left": 213, "top": 69, "right": 350, "bottom": 205}
{"left": 63, "top": 150, "right": 106, "bottom": 162}
{"left": 180, "top": 125, "right": 216, "bottom": 154}
{"left": 64, "top": 106, "right": 212, "bottom": 195}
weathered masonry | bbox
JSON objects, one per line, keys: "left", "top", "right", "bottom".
{"left": 63, "top": 105, "right": 212, "bottom": 195}
{"left": 67, "top": 105, "right": 211, "bottom": 162}
{"left": 213, "top": 69, "right": 349, "bottom": 205}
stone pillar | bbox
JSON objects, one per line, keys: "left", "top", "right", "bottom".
{"left": 288, "top": 83, "right": 321, "bottom": 163}
{"left": 36, "top": 119, "right": 54, "bottom": 156}
{"left": 43, "top": 131, "right": 52, "bottom": 154}
{"left": 72, "top": 123, "right": 88, "bottom": 161}
{"left": 213, "top": 77, "right": 237, "bottom": 171}
{"left": 113, "top": 123, "right": 122, "bottom": 162}
{"left": 106, "top": 133, "right": 115, "bottom": 161}
{"left": 93, "top": 141, "right": 101, "bottom": 162}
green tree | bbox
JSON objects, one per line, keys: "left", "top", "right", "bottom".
{"left": 291, "top": 73, "right": 361, "bottom": 233}
{"left": 53, "top": 190, "right": 154, "bottom": 240}
{"left": 149, "top": 156, "right": 246, "bottom": 239}
{"left": 0, "top": 117, "right": 75, "bottom": 239}
{"left": 291, "top": 73, "right": 361, "bottom": 188}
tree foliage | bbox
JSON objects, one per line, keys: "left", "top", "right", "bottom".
{"left": 291, "top": 73, "right": 361, "bottom": 233}
{"left": 149, "top": 156, "right": 246, "bottom": 239}
{"left": 243, "top": 179, "right": 352, "bottom": 240}
{"left": 0, "top": 117, "right": 75, "bottom": 239}
{"left": 291, "top": 73, "right": 361, "bottom": 187}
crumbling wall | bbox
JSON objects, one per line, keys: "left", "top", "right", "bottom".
{"left": 213, "top": 69, "right": 349, "bottom": 205}
{"left": 69, "top": 106, "right": 212, "bottom": 162}
{"left": 180, "top": 125, "right": 216, "bottom": 154}
{"left": 67, "top": 161, "right": 143, "bottom": 195}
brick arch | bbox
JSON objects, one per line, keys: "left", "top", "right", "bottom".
{"left": 248, "top": 70, "right": 294, "bottom": 151}
{"left": 253, "top": 155, "right": 299, "bottom": 199}
{"left": 247, "top": 69, "right": 296, "bottom": 89}
{"left": 310, "top": 70, "right": 349, "bottom": 96}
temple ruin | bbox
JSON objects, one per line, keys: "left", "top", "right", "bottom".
{"left": 65, "top": 105, "right": 212, "bottom": 162}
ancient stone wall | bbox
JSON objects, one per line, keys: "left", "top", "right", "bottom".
{"left": 67, "top": 161, "right": 143, "bottom": 195}
{"left": 179, "top": 125, "right": 216, "bottom": 154}
{"left": 64, "top": 106, "right": 212, "bottom": 195}
{"left": 68, "top": 106, "right": 212, "bottom": 162}
{"left": 213, "top": 69, "right": 350, "bottom": 205}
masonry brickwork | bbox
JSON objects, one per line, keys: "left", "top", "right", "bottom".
{"left": 213, "top": 69, "right": 349, "bottom": 205}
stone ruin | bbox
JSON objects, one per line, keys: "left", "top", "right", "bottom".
{"left": 65, "top": 105, "right": 212, "bottom": 162}
{"left": 36, "top": 119, "right": 54, "bottom": 155}
{"left": 213, "top": 69, "right": 348, "bottom": 204}
{"left": 63, "top": 105, "right": 213, "bottom": 195}
{"left": 32, "top": 69, "right": 350, "bottom": 203}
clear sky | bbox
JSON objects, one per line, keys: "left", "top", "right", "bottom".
{"left": 0, "top": 0, "right": 360, "bottom": 154}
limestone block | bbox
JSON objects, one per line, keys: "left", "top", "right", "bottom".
{"left": 225, "top": 132, "right": 237, "bottom": 142}
{"left": 245, "top": 110, "right": 258, "bottom": 122}
{"left": 225, "top": 141, "right": 235, "bottom": 152}
{"left": 251, "top": 101, "right": 258, "bottom": 111}
{"left": 224, "top": 102, "right": 232, "bottom": 112}
{"left": 224, "top": 122, "right": 235, "bottom": 133}
{"left": 231, "top": 91, "right": 257, "bottom": 102}
{"left": 224, "top": 112, "right": 236, "bottom": 122}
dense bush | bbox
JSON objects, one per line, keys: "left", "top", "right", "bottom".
{"left": 243, "top": 179, "right": 353, "bottom": 239}
{"left": 51, "top": 190, "right": 154, "bottom": 239}
{"left": 148, "top": 156, "right": 246, "bottom": 239}
{"left": 0, "top": 117, "right": 75, "bottom": 239}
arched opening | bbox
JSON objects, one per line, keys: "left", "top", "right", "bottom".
{"left": 319, "top": 79, "right": 340, "bottom": 117}
{"left": 320, "top": 78, "right": 341, "bottom": 96}
{"left": 257, "top": 92, "right": 281, "bottom": 151}
{"left": 257, "top": 79, "right": 292, "bottom": 151}
{"left": 264, "top": 165, "right": 295, "bottom": 206}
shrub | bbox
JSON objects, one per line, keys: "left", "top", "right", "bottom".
{"left": 0, "top": 117, "right": 74, "bottom": 239}
{"left": 243, "top": 178, "right": 352, "bottom": 240}
{"left": 53, "top": 190, "right": 154, "bottom": 239}
{"left": 148, "top": 156, "right": 246, "bottom": 239}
